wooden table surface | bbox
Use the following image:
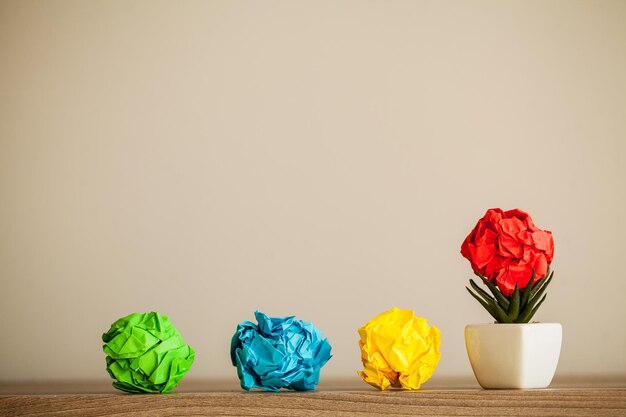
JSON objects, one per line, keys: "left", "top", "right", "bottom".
{"left": 1, "top": 377, "right": 625, "bottom": 417}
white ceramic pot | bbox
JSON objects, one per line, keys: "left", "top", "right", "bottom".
{"left": 465, "top": 323, "right": 562, "bottom": 389}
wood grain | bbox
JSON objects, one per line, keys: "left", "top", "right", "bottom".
{"left": 1, "top": 380, "right": 625, "bottom": 417}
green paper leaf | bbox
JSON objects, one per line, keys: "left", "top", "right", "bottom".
{"left": 517, "top": 294, "right": 547, "bottom": 323}
{"left": 531, "top": 266, "right": 552, "bottom": 297}
{"left": 468, "top": 277, "right": 510, "bottom": 323}
{"left": 466, "top": 287, "right": 499, "bottom": 321}
{"left": 508, "top": 285, "right": 520, "bottom": 322}
{"left": 469, "top": 279, "right": 496, "bottom": 305}
{"left": 519, "top": 270, "right": 535, "bottom": 310}
{"left": 477, "top": 273, "right": 510, "bottom": 310}
{"left": 528, "top": 270, "right": 553, "bottom": 307}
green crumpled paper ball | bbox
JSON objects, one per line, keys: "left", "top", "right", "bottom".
{"left": 102, "top": 312, "right": 195, "bottom": 393}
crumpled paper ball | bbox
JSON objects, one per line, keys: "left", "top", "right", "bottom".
{"left": 461, "top": 208, "right": 554, "bottom": 296}
{"left": 358, "top": 307, "right": 441, "bottom": 390}
{"left": 102, "top": 312, "right": 195, "bottom": 393}
{"left": 230, "top": 310, "right": 332, "bottom": 391}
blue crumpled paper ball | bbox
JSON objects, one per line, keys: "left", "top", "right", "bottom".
{"left": 230, "top": 310, "right": 332, "bottom": 391}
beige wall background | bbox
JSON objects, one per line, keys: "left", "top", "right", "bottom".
{"left": 1, "top": 0, "right": 625, "bottom": 383}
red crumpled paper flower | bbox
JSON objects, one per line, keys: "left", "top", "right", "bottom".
{"left": 461, "top": 208, "right": 554, "bottom": 296}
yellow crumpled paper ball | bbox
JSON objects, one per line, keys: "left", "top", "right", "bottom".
{"left": 357, "top": 307, "right": 441, "bottom": 390}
